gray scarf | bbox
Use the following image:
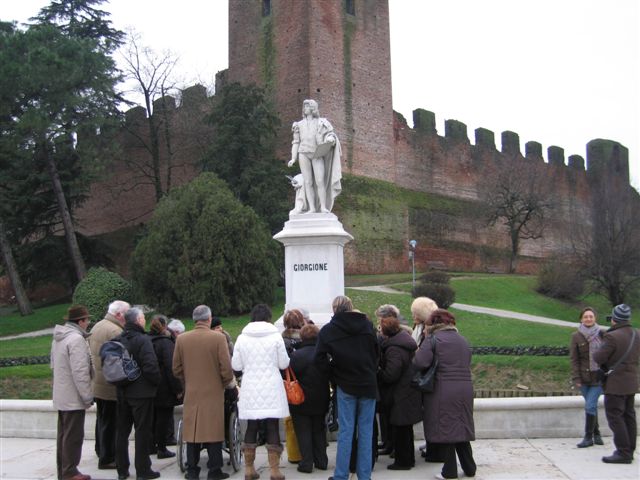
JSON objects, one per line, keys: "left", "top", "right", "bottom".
{"left": 578, "top": 323, "right": 602, "bottom": 371}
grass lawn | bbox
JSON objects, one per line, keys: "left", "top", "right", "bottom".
{"left": 0, "top": 280, "right": 587, "bottom": 399}
{"left": 0, "top": 365, "right": 52, "bottom": 399}
{"left": 391, "top": 275, "right": 623, "bottom": 323}
{"left": 471, "top": 355, "right": 571, "bottom": 392}
{"left": 0, "top": 303, "right": 69, "bottom": 337}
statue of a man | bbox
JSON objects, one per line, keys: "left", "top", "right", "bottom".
{"left": 288, "top": 99, "right": 342, "bottom": 213}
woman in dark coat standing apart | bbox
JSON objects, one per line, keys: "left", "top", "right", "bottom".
{"left": 569, "top": 307, "right": 604, "bottom": 448}
{"left": 289, "top": 324, "right": 330, "bottom": 473}
{"left": 149, "top": 315, "right": 183, "bottom": 459}
{"left": 377, "top": 314, "right": 422, "bottom": 470}
{"left": 413, "top": 309, "right": 476, "bottom": 479}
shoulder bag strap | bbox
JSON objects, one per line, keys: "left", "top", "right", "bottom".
{"left": 606, "top": 328, "right": 637, "bottom": 375}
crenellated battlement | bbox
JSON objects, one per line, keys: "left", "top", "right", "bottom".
{"left": 400, "top": 107, "right": 629, "bottom": 180}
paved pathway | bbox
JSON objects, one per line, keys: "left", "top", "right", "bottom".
{"left": 2, "top": 436, "right": 639, "bottom": 480}
{"left": 0, "top": 327, "right": 55, "bottom": 341}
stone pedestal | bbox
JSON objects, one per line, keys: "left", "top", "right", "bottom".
{"left": 273, "top": 213, "right": 353, "bottom": 327}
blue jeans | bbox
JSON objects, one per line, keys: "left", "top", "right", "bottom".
{"left": 333, "top": 387, "right": 376, "bottom": 480}
{"left": 580, "top": 384, "right": 603, "bottom": 416}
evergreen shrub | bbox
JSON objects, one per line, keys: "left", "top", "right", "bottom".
{"left": 131, "top": 173, "right": 279, "bottom": 315}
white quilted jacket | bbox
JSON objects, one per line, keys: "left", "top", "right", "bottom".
{"left": 232, "top": 321, "right": 290, "bottom": 419}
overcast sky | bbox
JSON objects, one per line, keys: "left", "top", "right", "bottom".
{"left": 5, "top": 0, "right": 639, "bottom": 189}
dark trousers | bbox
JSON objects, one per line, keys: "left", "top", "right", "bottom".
{"left": 291, "top": 413, "right": 329, "bottom": 470}
{"left": 57, "top": 410, "right": 85, "bottom": 479}
{"left": 391, "top": 424, "right": 415, "bottom": 467}
{"left": 95, "top": 398, "right": 117, "bottom": 466}
{"left": 186, "top": 442, "right": 223, "bottom": 478}
{"left": 441, "top": 442, "right": 476, "bottom": 479}
{"left": 153, "top": 405, "right": 174, "bottom": 451}
{"left": 604, "top": 393, "right": 637, "bottom": 459}
{"left": 116, "top": 396, "right": 154, "bottom": 477}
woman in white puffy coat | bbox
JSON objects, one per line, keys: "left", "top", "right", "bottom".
{"left": 232, "top": 304, "right": 290, "bottom": 480}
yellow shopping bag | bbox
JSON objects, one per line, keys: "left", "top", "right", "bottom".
{"left": 284, "top": 416, "right": 301, "bottom": 463}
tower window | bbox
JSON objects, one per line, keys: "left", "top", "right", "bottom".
{"left": 346, "top": 0, "right": 355, "bottom": 16}
{"left": 262, "top": 0, "right": 271, "bottom": 16}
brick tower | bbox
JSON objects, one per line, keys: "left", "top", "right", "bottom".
{"left": 226, "top": 0, "right": 395, "bottom": 180}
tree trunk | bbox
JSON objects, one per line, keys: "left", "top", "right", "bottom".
{"left": 0, "top": 221, "right": 33, "bottom": 315}
{"left": 509, "top": 231, "right": 519, "bottom": 274}
{"left": 44, "top": 146, "right": 86, "bottom": 282}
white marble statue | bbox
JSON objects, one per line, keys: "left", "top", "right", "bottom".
{"left": 288, "top": 99, "right": 342, "bottom": 213}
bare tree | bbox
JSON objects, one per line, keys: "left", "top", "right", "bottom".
{"left": 484, "top": 161, "right": 554, "bottom": 273}
{"left": 573, "top": 179, "right": 640, "bottom": 305}
{"left": 120, "top": 32, "right": 179, "bottom": 202}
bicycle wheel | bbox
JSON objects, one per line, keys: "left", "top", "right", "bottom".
{"left": 227, "top": 408, "right": 243, "bottom": 472}
{"left": 176, "top": 418, "right": 187, "bottom": 473}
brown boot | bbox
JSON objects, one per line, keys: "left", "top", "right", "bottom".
{"left": 242, "top": 443, "right": 260, "bottom": 480}
{"left": 266, "top": 444, "right": 285, "bottom": 480}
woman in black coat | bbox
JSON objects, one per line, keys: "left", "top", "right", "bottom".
{"left": 289, "top": 324, "right": 330, "bottom": 473}
{"left": 413, "top": 309, "right": 476, "bottom": 479}
{"left": 149, "top": 315, "right": 183, "bottom": 459}
{"left": 378, "top": 315, "right": 422, "bottom": 470}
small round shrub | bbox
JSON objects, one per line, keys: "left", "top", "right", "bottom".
{"left": 72, "top": 267, "right": 132, "bottom": 321}
{"left": 412, "top": 283, "right": 456, "bottom": 309}
{"left": 420, "top": 271, "right": 451, "bottom": 285}
{"left": 536, "top": 260, "right": 584, "bottom": 301}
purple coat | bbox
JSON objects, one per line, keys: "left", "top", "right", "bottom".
{"left": 413, "top": 326, "right": 475, "bottom": 443}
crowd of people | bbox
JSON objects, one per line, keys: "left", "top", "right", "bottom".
{"left": 50, "top": 295, "right": 639, "bottom": 480}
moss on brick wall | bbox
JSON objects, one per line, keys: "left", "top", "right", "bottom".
{"left": 335, "top": 175, "right": 487, "bottom": 262}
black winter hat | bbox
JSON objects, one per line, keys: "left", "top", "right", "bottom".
{"left": 612, "top": 304, "right": 631, "bottom": 322}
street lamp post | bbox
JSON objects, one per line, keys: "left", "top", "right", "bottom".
{"left": 409, "top": 239, "right": 417, "bottom": 290}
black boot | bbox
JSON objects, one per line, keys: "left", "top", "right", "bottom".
{"left": 577, "top": 413, "right": 595, "bottom": 448}
{"left": 593, "top": 414, "right": 604, "bottom": 445}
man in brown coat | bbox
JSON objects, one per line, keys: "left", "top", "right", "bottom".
{"left": 88, "top": 300, "right": 129, "bottom": 469}
{"left": 173, "top": 305, "right": 234, "bottom": 480}
{"left": 593, "top": 304, "right": 640, "bottom": 464}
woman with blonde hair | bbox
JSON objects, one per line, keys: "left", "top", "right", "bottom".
{"left": 410, "top": 296, "right": 438, "bottom": 345}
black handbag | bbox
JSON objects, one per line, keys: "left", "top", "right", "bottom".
{"left": 411, "top": 335, "right": 438, "bottom": 393}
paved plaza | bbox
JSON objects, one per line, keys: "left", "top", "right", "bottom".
{"left": 1, "top": 436, "right": 639, "bottom": 480}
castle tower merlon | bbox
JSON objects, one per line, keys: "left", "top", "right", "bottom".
{"left": 445, "top": 119, "right": 469, "bottom": 143}
{"left": 475, "top": 127, "right": 495, "bottom": 150}
{"left": 181, "top": 84, "right": 208, "bottom": 108}
{"left": 525, "top": 141, "right": 543, "bottom": 161}
{"left": 586, "top": 139, "right": 630, "bottom": 184}
{"left": 125, "top": 106, "right": 147, "bottom": 126}
{"left": 568, "top": 155, "right": 585, "bottom": 171}
{"left": 501, "top": 131, "right": 520, "bottom": 156}
{"left": 548, "top": 146, "right": 565, "bottom": 166}
{"left": 413, "top": 109, "right": 437, "bottom": 134}
{"left": 152, "top": 95, "right": 177, "bottom": 114}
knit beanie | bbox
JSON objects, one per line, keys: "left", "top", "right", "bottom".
{"left": 612, "top": 304, "right": 631, "bottom": 322}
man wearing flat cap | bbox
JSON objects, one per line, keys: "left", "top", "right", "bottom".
{"left": 594, "top": 304, "right": 640, "bottom": 464}
{"left": 51, "top": 305, "right": 94, "bottom": 480}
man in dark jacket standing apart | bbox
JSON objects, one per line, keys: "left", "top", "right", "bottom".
{"left": 173, "top": 305, "right": 234, "bottom": 480}
{"left": 115, "top": 307, "right": 161, "bottom": 480}
{"left": 315, "top": 295, "right": 379, "bottom": 480}
{"left": 593, "top": 304, "right": 640, "bottom": 464}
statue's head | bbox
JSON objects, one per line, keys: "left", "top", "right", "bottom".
{"left": 303, "top": 99, "right": 319, "bottom": 118}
